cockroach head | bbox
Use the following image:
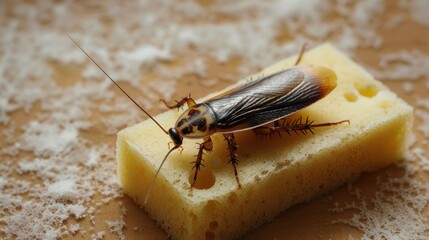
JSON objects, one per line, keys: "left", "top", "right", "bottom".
{"left": 168, "top": 128, "right": 183, "bottom": 146}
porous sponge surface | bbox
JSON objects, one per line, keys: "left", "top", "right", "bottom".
{"left": 117, "top": 44, "right": 413, "bottom": 240}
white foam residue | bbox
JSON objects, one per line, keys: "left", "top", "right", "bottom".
{"left": 409, "top": 0, "right": 429, "bottom": 27}
{"left": 85, "top": 149, "right": 101, "bottom": 167}
{"left": 385, "top": 14, "right": 405, "bottom": 29}
{"left": 68, "top": 204, "right": 86, "bottom": 219}
{"left": 332, "top": 164, "right": 429, "bottom": 240}
{"left": 417, "top": 98, "right": 429, "bottom": 111}
{"left": 373, "top": 50, "right": 429, "bottom": 80}
{"left": 47, "top": 179, "right": 78, "bottom": 200}
{"left": 402, "top": 82, "right": 414, "bottom": 93}
{"left": 18, "top": 158, "right": 57, "bottom": 178}
{"left": 117, "top": 45, "right": 173, "bottom": 69}
{"left": 69, "top": 223, "right": 80, "bottom": 234}
{"left": 177, "top": 28, "right": 200, "bottom": 48}
{"left": 193, "top": 59, "right": 206, "bottom": 78}
{"left": 92, "top": 231, "right": 105, "bottom": 240}
{"left": 113, "top": 45, "right": 173, "bottom": 82}
{"left": 351, "top": 0, "right": 384, "bottom": 27}
{"left": 411, "top": 147, "right": 429, "bottom": 172}
{"left": 149, "top": 79, "right": 177, "bottom": 101}
{"left": 20, "top": 121, "right": 78, "bottom": 157}
{"left": 416, "top": 110, "right": 429, "bottom": 137}
{"left": 106, "top": 219, "right": 126, "bottom": 240}
{"left": 0, "top": 177, "right": 6, "bottom": 190}
{"left": 0, "top": 97, "right": 17, "bottom": 124}
{"left": 1, "top": 201, "right": 68, "bottom": 240}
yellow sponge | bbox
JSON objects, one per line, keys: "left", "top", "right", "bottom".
{"left": 117, "top": 44, "right": 413, "bottom": 240}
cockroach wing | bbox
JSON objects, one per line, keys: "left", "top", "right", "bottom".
{"left": 205, "top": 66, "right": 337, "bottom": 133}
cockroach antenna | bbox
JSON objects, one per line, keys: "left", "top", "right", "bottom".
{"left": 67, "top": 34, "right": 169, "bottom": 135}
{"left": 143, "top": 145, "right": 179, "bottom": 204}
{"left": 68, "top": 34, "right": 182, "bottom": 204}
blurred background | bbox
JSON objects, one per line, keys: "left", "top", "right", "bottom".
{"left": 0, "top": 0, "right": 428, "bottom": 239}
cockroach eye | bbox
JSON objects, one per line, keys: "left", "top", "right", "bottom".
{"left": 168, "top": 128, "right": 183, "bottom": 146}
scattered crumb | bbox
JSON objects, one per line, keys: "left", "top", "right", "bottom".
{"left": 69, "top": 204, "right": 86, "bottom": 219}
{"left": 106, "top": 219, "right": 126, "bottom": 240}
{"left": 47, "top": 179, "right": 78, "bottom": 200}
{"left": 409, "top": 0, "right": 429, "bottom": 27}
{"left": 402, "top": 82, "right": 414, "bottom": 93}
{"left": 92, "top": 231, "right": 105, "bottom": 240}
{"left": 371, "top": 50, "right": 429, "bottom": 81}
{"left": 331, "top": 148, "right": 429, "bottom": 239}
{"left": 416, "top": 110, "right": 429, "bottom": 137}
{"left": 69, "top": 223, "right": 80, "bottom": 235}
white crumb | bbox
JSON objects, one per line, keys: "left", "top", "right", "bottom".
{"left": 20, "top": 121, "right": 78, "bottom": 157}
{"left": 331, "top": 157, "right": 429, "bottom": 239}
{"left": 106, "top": 219, "right": 126, "bottom": 240}
{"left": 69, "top": 223, "right": 80, "bottom": 234}
{"left": 92, "top": 231, "right": 105, "bottom": 240}
{"left": 416, "top": 110, "right": 429, "bottom": 137}
{"left": 372, "top": 50, "right": 429, "bottom": 80}
{"left": 402, "top": 82, "right": 414, "bottom": 93}
{"left": 47, "top": 179, "right": 78, "bottom": 200}
{"left": 68, "top": 204, "right": 86, "bottom": 219}
{"left": 409, "top": 0, "right": 429, "bottom": 27}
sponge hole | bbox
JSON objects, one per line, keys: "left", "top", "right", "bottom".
{"left": 188, "top": 169, "right": 216, "bottom": 189}
{"left": 344, "top": 92, "right": 358, "bottom": 102}
{"left": 378, "top": 101, "right": 392, "bottom": 110}
{"left": 356, "top": 83, "right": 379, "bottom": 98}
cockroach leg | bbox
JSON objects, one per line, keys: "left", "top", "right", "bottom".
{"left": 190, "top": 137, "right": 213, "bottom": 188}
{"left": 294, "top": 43, "right": 308, "bottom": 66}
{"left": 274, "top": 120, "right": 281, "bottom": 137}
{"left": 160, "top": 94, "right": 196, "bottom": 110}
{"left": 224, "top": 133, "right": 242, "bottom": 189}
{"left": 254, "top": 117, "right": 349, "bottom": 136}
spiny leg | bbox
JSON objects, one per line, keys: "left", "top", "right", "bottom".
{"left": 224, "top": 133, "right": 242, "bottom": 188}
{"left": 190, "top": 136, "right": 213, "bottom": 188}
{"left": 294, "top": 43, "right": 308, "bottom": 66}
{"left": 160, "top": 94, "right": 196, "bottom": 110}
{"left": 253, "top": 116, "right": 349, "bottom": 137}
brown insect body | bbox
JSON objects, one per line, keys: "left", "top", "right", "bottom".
{"left": 175, "top": 65, "right": 337, "bottom": 139}
{"left": 68, "top": 36, "right": 349, "bottom": 204}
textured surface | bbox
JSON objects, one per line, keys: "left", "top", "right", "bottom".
{"left": 117, "top": 44, "right": 413, "bottom": 240}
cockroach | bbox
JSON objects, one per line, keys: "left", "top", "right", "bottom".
{"left": 69, "top": 36, "right": 349, "bottom": 204}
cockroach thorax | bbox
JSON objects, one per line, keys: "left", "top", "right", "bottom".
{"left": 175, "top": 104, "right": 217, "bottom": 139}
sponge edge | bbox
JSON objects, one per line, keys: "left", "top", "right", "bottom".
{"left": 117, "top": 44, "right": 413, "bottom": 240}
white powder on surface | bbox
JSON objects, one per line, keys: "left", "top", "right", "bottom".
{"left": 47, "top": 179, "right": 78, "bottom": 200}
{"left": 371, "top": 50, "right": 429, "bottom": 81}
{"left": 69, "top": 223, "right": 80, "bottom": 235}
{"left": 331, "top": 161, "right": 429, "bottom": 240}
{"left": 20, "top": 121, "right": 79, "bottom": 157}
{"left": 92, "top": 231, "right": 105, "bottom": 240}
{"left": 409, "top": 0, "right": 429, "bottom": 27}
{"left": 0, "top": 0, "right": 428, "bottom": 239}
{"left": 402, "top": 82, "right": 414, "bottom": 93}
{"left": 416, "top": 110, "right": 429, "bottom": 137}
{"left": 106, "top": 219, "right": 126, "bottom": 240}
